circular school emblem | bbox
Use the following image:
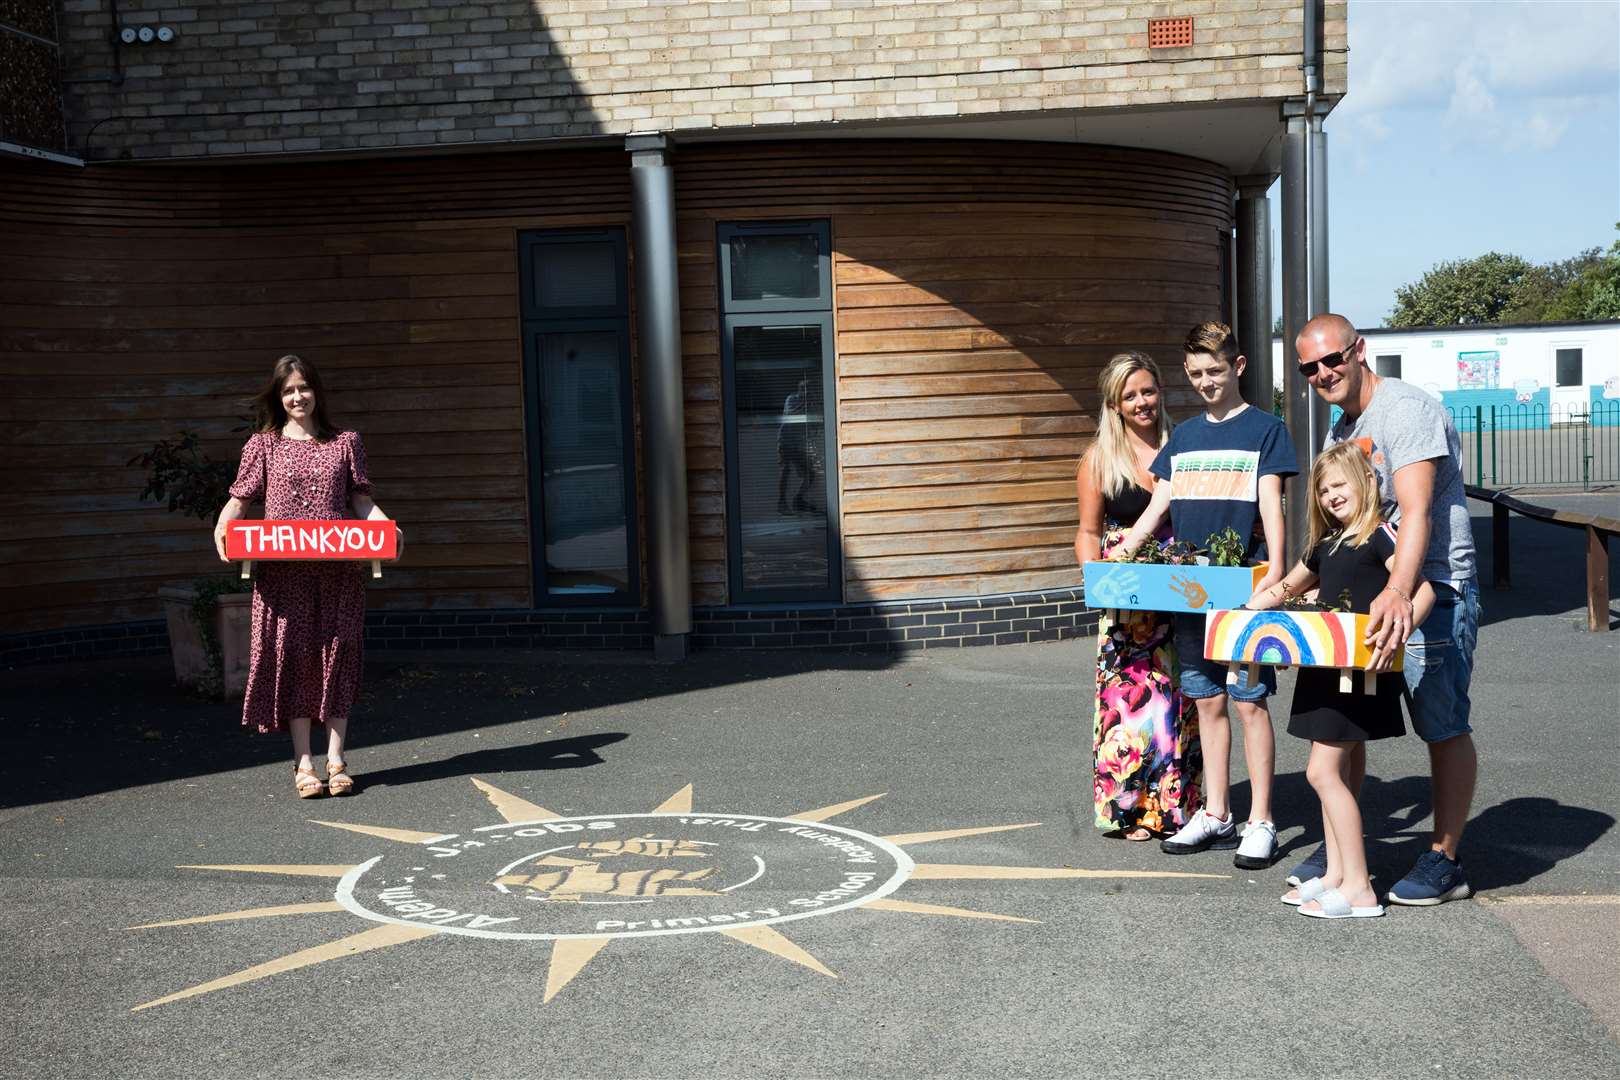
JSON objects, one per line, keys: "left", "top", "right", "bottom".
{"left": 336, "top": 813, "right": 912, "bottom": 940}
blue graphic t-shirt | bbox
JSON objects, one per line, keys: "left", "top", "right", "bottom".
{"left": 1149, "top": 405, "right": 1298, "bottom": 562}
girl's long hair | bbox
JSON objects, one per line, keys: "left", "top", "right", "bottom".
{"left": 1306, "top": 441, "right": 1384, "bottom": 553}
{"left": 253, "top": 354, "right": 339, "bottom": 441}
{"left": 1086, "top": 351, "right": 1172, "bottom": 498}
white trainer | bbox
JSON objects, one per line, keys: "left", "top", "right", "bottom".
{"left": 1159, "top": 808, "right": 1238, "bottom": 854}
{"left": 1233, "top": 819, "right": 1278, "bottom": 869}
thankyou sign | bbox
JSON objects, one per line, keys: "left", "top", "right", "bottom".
{"left": 226, "top": 520, "right": 397, "bottom": 561}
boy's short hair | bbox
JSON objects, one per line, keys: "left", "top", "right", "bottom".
{"left": 1183, "top": 321, "right": 1240, "bottom": 367}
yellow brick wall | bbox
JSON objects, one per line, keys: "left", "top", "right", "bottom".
{"left": 60, "top": 0, "right": 1347, "bottom": 159}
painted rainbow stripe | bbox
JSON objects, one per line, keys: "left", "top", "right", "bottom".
{"left": 1205, "top": 609, "right": 1352, "bottom": 668}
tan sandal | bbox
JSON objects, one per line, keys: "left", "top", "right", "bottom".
{"left": 294, "top": 765, "right": 324, "bottom": 799}
{"left": 326, "top": 758, "right": 354, "bottom": 797}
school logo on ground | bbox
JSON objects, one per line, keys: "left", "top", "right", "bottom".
{"left": 130, "top": 779, "right": 1221, "bottom": 1011}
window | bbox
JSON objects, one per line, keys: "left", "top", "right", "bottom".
{"left": 1375, "top": 354, "right": 1402, "bottom": 378}
{"left": 1556, "top": 348, "right": 1583, "bottom": 387}
{"left": 517, "top": 229, "right": 638, "bottom": 604}
{"left": 718, "top": 222, "right": 840, "bottom": 603}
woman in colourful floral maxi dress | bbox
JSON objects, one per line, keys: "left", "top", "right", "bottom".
{"left": 1074, "top": 353, "right": 1202, "bottom": 838}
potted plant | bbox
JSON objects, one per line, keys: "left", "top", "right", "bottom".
{"left": 130, "top": 431, "right": 254, "bottom": 698}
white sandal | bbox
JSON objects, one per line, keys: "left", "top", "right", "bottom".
{"left": 1281, "top": 876, "right": 1329, "bottom": 907}
{"left": 1298, "top": 887, "right": 1384, "bottom": 920}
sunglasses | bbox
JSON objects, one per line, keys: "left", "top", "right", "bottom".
{"left": 1298, "top": 338, "right": 1360, "bottom": 378}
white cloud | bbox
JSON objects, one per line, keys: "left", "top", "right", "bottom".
{"left": 1336, "top": 0, "right": 1619, "bottom": 153}
{"left": 1525, "top": 110, "right": 1571, "bottom": 150}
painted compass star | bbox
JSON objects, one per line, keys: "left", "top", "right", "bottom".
{"left": 130, "top": 779, "right": 1224, "bottom": 1011}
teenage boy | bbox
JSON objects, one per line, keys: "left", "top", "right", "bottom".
{"left": 1115, "top": 322, "right": 1297, "bottom": 868}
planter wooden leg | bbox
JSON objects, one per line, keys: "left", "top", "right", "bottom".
{"left": 1338, "top": 668, "right": 1352, "bottom": 694}
{"left": 371, "top": 559, "right": 382, "bottom": 580}
{"left": 1588, "top": 525, "right": 1610, "bottom": 632}
{"left": 1363, "top": 671, "right": 1377, "bottom": 695}
{"left": 1246, "top": 662, "right": 1259, "bottom": 686}
{"left": 1226, "top": 662, "right": 1239, "bottom": 687}
{"left": 239, "top": 560, "right": 251, "bottom": 581}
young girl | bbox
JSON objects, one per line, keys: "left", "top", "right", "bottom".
{"left": 213, "top": 355, "right": 400, "bottom": 798}
{"left": 1245, "top": 442, "right": 1434, "bottom": 919}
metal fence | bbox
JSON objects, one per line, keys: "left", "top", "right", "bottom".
{"left": 1446, "top": 400, "right": 1620, "bottom": 489}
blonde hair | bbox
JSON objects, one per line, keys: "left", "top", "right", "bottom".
{"left": 1306, "top": 442, "right": 1384, "bottom": 554}
{"left": 1086, "top": 351, "right": 1172, "bottom": 499}
{"left": 1183, "top": 321, "right": 1240, "bottom": 366}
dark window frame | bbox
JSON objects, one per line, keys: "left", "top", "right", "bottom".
{"left": 716, "top": 220, "right": 833, "bottom": 314}
{"left": 719, "top": 309, "right": 842, "bottom": 605}
{"left": 517, "top": 227, "right": 641, "bottom": 608}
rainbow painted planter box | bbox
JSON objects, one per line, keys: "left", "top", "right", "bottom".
{"left": 1082, "top": 561, "right": 1268, "bottom": 614}
{"left": 1203, "top": 608, "right": 1402, "bottom": 694}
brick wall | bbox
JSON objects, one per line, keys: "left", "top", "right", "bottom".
{"left": 60, "top": 0, "right": 1348, "bottom": 160}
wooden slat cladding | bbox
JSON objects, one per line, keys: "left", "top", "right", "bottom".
{"left": 676, "top": 140, "right": 1229, "bottom": 604}
{"left": 0, "top": 149, "right": 631, "bottom": 636}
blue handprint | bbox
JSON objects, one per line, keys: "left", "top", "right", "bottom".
{"left": 1085, "top": 564, "right": 1141, "bottom": 608}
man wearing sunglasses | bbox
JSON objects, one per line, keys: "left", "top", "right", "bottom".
{"left": 1294, "top": 313, "right": 1480, "bottom": 909}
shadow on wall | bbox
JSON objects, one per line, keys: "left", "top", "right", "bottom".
{"left": 2, "top": 3, "right": 612, "bottom": 638}
{"left": 63, "top": 1, "right": 604, "bottom": 161}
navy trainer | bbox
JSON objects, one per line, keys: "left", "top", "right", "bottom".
{"left": 1285, "top": 842, "right": 1329, "bottom": 887}
{"left": 1387, "top": 850, "right": 1472, "bottom": 906}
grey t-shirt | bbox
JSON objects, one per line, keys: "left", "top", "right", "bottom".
{"left": 1325, "top": 376, "right": 1476, "bottom": 586}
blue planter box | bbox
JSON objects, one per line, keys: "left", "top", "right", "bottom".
{"left": 1082, "top": 561, "right": 1268, "bottom": 614}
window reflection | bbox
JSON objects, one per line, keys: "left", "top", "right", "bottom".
{"left": 733, "top": 324, "right": 828, "bottom": 591}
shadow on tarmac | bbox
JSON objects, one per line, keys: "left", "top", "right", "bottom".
{"left": 1252, "top": 773, "right": 1615, "bottom": 892}
{"left": 0, "top": 648, "right": 897, "bottom": 810}
{"left": 1470, "top": 505, "right": 1620, "bottom": 629}
{"left": 357, "top": 732, "right": 629, "bottom": 793}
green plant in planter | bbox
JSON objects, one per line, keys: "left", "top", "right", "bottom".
{"left": 1120, "top": 537, "right": 1198, "bottom": 565}
{"left": 1205, "top": 527, "right": 1248, "bottom": 568}
{"left": 1275, "top": 588, "right": 1355, "bottom": 614}
{"left": 131, "top": 429, "right": 249, "bottom": 697}
{"left": 129, "top": 430, "right": 238, "bottom": 520}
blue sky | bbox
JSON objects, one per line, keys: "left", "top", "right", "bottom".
{"left": 1270, "top": 0, "right": 1619, "bottom": 329}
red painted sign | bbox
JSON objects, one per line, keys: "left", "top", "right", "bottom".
{"left": 226, "top": 520, "right": 398, "bottom": 561}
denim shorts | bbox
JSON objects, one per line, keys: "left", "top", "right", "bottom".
{"left": 1402, "top": 579, "right": 1480, "bottom": 744}
{"left": 1173, "top": 614, "right": 1276, "bottom": 702}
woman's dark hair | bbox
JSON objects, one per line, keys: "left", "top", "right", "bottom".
{"left": 253, "top": 354, "right": 339, "bottom": 440}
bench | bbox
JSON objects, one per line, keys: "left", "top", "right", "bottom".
{"left": 1466, "top": 485, "right": 1618, "bottom": 632}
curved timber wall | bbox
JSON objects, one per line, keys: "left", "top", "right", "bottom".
{"left": 1, "top": 138, "right": 1229, "bottom": 650}
{"left": 0, "top": 149, "right": 633, "bottom": 638}
{"left": 675, "top": 140, "right": 1230, "bottom": 605}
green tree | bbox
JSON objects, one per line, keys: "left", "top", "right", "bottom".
{"left": 1387, "top": 252, "right": 1534, "bottom": 327}
{"left": 1500, "top": 248, "right": 1603, "bottom": 323}
{"left": 1578, "top": 225, "right": 1620, "bottom": 320}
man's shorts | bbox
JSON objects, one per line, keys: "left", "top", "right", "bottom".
{"left": 1402, "top": 578, "right": 1480, "bottom": 744}
{"left": 1174, "top": 614, "right": 1276, "bottom": 703}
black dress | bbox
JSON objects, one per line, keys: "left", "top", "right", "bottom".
{"left": 1102, "top": 483, "right": 1152, "bottom": 530}
{"left": 1286, "top": 525, "right": 1407, "bottom": 743}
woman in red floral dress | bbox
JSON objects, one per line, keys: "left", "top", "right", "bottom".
{"left": 212, "top": 355, "right": 401, "bottom": 798}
